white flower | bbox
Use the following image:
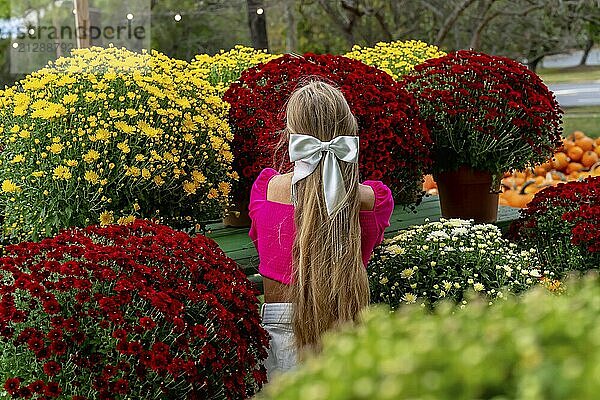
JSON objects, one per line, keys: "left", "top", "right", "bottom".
{"left": 402, "top": 293, "right": 417, "bottom": 304}
{"left": 422, "top": 245, "right": 429, "bottom": 251}
{"left": 529, "top": 269, "right": 541, "bottom": 277}
{"left": 467, "top": 278, "right": 474, "bottom": 284}
{"left": 401, "top": 268, "right": 414, "bottom": 279}
{"left": 473, "top": 283, "right": 484, "bottom": 292}
{"left": 430, "top": 261, "right": 437, "bottom": 267}
{"left": 379, "top": 277, "right": 389, "bottom": 285}
{"left": 443, "top": 280, "right": 452, "bottom": 291}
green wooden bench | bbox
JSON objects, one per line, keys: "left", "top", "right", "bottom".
{"left": 204, "top": 195, "right": 521, "bottom": 291}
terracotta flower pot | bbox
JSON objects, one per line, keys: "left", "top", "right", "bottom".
{"left": 434, "top": 166, "right": 500, "bottom": 223}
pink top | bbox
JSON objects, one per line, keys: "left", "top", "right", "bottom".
{"left": 248, "top": 168, "right": 394, "bottom": 285}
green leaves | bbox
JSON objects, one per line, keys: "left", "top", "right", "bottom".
{"left": 260, "top": 273, "right": 600, "bottom": 400}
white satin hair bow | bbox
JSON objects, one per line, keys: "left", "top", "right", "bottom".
{"left": 288, "top": 133, "right": 360, "bottom": 217}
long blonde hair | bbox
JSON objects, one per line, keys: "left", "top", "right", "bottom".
{"left": 275, "top": 80, "right": 369, "bottom": 354}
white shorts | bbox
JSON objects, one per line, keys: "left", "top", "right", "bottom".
{"left": 261, "top": 302, "right": 297, "bottom": 382}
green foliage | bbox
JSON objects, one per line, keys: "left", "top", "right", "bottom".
{"left": 369, "top": 219, "right": 546, "bottom": 309}
{"left": 260, "top": 273, "right": 600, "bottom": 400}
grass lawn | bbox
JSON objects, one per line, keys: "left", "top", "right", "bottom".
{"left": 539, "top": 65, "right": 600, "bottom": 84}
{"left": 562, "top": 106, "right": 600, "bottom": 138}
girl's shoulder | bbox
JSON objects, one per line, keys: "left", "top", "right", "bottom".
{"left": 361, "top": 180, "right": 393, "bottom": 211}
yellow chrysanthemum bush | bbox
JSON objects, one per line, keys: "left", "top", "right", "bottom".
{"left": 191, "top": 45, "right": 280, "bottom": 95}
{"left": 345, "top": 40, "right": 446, "bottom": 80}
{"left": 0, "top": 46, "right": 235, "bottom": 242}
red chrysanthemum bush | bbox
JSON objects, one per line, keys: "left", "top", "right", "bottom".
{"left": 0, "top": 220, "right": 268, "bottom": 399}
{"left": 224, "top": 53, "right": 432, "bottom": 207}
{"left": 509, "top": 176, "right": 600, "bottom": 273}
{"left": 401, "top": 50, "right": 562, "bottom": 177}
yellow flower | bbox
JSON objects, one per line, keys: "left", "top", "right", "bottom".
{"left": 114, "top": 121, "right": 135, "bottom": 134}
{"left": 117, "top": 215, "right": 135, "bottom": 225}
{"left": 141, "top": 168, "right": 151, "bottom": 179}
{"left": 49, "top": 143, "right": 64, "bottom": 154}
{"left": 191, "top": 170, "right": 206, "bottom": 183}
{"left": 2, "top": 179, "right": 21, "bottom": 193}
{"left": 402, "top": 293, "right": 417, "bottom": 304}
{"left": 83, "top": 150, "right": 100, "bottom": 163}
{"left": 153, "top": 176, "right": 164, "bottom": 186}
{"left": 96, "top": 129, "right": 111, "bottom": 141}
{"left": 117, "top": 141, "right": 130, "bottom": 154}
{"left": 18, "top": 130, "right": 30, "bottom": 138}
{"left": 84, "top": 170, "right": 99, "bottom": 184}
{"left": 65, "top": 159, "right": 78, "bottom": 167}
{"left": 99, "top": 211, "right": 114, "bottom": 226}
{"left": 207, "top": 188, "right": 219, "bottom": 199}
{"left": 62, "top": 93, "right": 78, "bottom": 104}
{"left": 133, "top": 203, "right": 140, "bottom": 211}
{"left": 52, "top": 165, "right": 72, "bottom": 180}
{"left": 218, "top": 181, "right": 231, "bottom": 195}
{"left": 10, "top": 154, "right": 25, "bottom": 163}
{"left": 137, "top": 120, "right": 162, "bottom": 138}
{"left": 183, "top": 180, "right": 198, "bottom": 195}
{"left": 31, "top": 171, "right": 45, "bottom": 178}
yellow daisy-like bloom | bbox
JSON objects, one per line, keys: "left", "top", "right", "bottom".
{"left": 10, "top": 154, "right": 25, "bottom": 164}
{"left": 183, "top": 180, "right": 198, "bottom": 195}
{"left": 2, "top": 179, "right": 21, "bottom": 193}
{"left": 207, "top": 188, "right": 219, "bottom": 199}
{"left": 0, "top": 46, "right": 236, "bottom": 242}
{"left": 49, "top": 143, "right": 64, "bottom": 154}
{"left": 84, "top": 170, "right": 99, "bottom": 184}
{"left": 99, "top": 211, "right": 114, "bottom": 226}
{"left": 117, "top": 141, "right": 131, "bottom": 154}
{"left": 52, "top": 165, "right": 72, "bottom": 180}
{"left": 345, "top": 40, "right": 446, "bottom": 81}
{"left": 218, "top": 181, "right": 231, "bottom": 196}
{"left": 117, "top": 215, "right": 135, "bottom": 225}
{"left": 82, "top": 150, "right": 100, "bottom": 163}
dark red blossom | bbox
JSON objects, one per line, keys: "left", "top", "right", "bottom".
{"left": 0, "top": 220, "right": 268, "bottom": 399}
{"left": 401, "top": 50, "right": 562, "bottom": 174}
{"left": 224, "top": 53, "right": 432, "bottom": 206}
{"left": 510, "top": 176, "right": 600, "bottom": 270}
{"left": 4, "top": 377, "right": 21, "bottom": 395}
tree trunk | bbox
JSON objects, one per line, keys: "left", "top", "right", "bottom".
{"left": 284, "top": 0, "right": 297, "bottom": 52}
{"left": 580, "top": 37, "right": 594, "bottom": 66}
{"left": 246, "top": 0, "right": 269, "bottom": 51}
{"left": 527, "top": 55, "right": 544, "bottom": 72}
{"left": 73, "top": 0, "right": 90, "bottom": 48}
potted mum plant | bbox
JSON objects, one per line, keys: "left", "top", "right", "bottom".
{"left": 224, "top": 53, "right": 433, "bottom": 226}
{"left": 0, "top": 220, "right": 269, "bottom": 399}
{"left": 402, "top": 50, "right": 563, "bottom": 222}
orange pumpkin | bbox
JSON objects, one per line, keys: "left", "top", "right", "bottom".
{"left": 552, "top": 152, "right": 570, "bottom": 171}
{"left": 562, "top": 139, "right": 576, "bottom": 151}
{"left": 595, "top": 137, "right": 600, "bottom": 146}
{"left": 567, "top": 146, "right": 584, "bottom": 162}
{"left": 534, "top": 165, "right": 547, "bottom": 176}
{"left": 572, "top": 130, "right": 586, "bottom": 140}
{"left": 566, "top": 162, "right": 584, "bottom": 175}
{"left": 575, "top": 136, "right": 594, "bottom": 152}
{"left": 423, "top": 174, "right": 437, "bottom": 191}
{"left": 595, "top": 146, "right": 600, "bottom": 157}
{"left": 581, "top": 150, "right": 599, "bottom": 168}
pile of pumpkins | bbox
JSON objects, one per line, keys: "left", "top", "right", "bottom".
{"left": 422, "top": 131, "right": 600, "bottom": 209}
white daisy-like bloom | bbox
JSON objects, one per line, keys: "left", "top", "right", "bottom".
{"left": 402, "top": 293, "right": 417, "bottom": 304}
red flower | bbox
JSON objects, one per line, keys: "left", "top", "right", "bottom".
{"left": 44, "top": 381, "right": 62, "bottom": 398}
{"left": 402, "top": 50, "right": 562, "bottom": 174}
{"left": 0, "top": 220, "right": 268, "bottom": 399}
{"left": 4, "top": 377, "right": 21, "bottom": 395}
{"left": 224, "top": 53, "right": 432, "bottom": 206}
{"left": 113, "top": 379, "right": 129, "bottom": 395}
{"left": 510, "top": 176, "right": 600, "bottom": 270}
{"left": 43, "top": 361, "right": 62, "bottom": 376}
